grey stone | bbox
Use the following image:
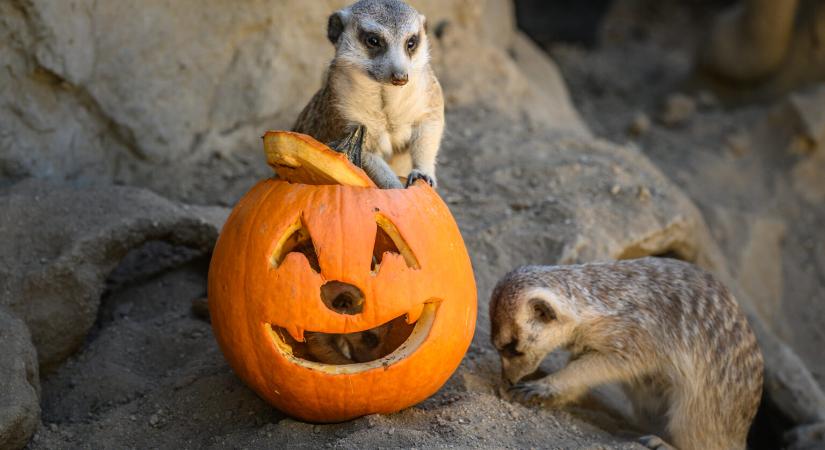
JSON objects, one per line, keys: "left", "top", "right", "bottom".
{"left": 659, "top": 93, "right": 696, "bottom": 126}
{"left": 0, "top": 179, "right": 228, "bottom": 370}
{"left": 0, "top": 306, "right": 39, "bottom": 450}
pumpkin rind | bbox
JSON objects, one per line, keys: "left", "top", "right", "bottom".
{"left": 208, "top": 178, "right": 476, "bottom": 422}
{"left": 263, "top": 131, "right": 376, "bottom": 187}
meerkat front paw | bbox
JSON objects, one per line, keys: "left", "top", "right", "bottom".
{"left": 405, "top": 170, "right": 436, "bottom": 188}
{"left": 507, "top": 380, "right": 564, "bottom": 405}
{"left": 638, "top": 435, "right": 676, "bottom": 450}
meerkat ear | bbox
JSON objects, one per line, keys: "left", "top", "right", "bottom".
{"left": 420, "top": 14, "right": 428, "bottom": 33}
{"left": 327, "top": 10, "right": 350, "bottom": 45}
{"left": 530, "top": 299, "right": 557, "bottom": 323}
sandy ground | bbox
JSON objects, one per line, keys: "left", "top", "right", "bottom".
{"left": 24, "top": 1, "right": 825, "bottom": 448}
{"left": 28, "top": 110, "right": 651, "bottom": 449}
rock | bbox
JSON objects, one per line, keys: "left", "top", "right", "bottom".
{"left": 699, "top": 0, "right": 798, "bottom": 83}
{"left": 439, "top": 109, "right": 727, "bottom": 346}
{"left": 698, "top": 0, "right": 825, "bottom": 101}
{"left": 787, "top": 84, "right": 825, "bottom": 147}
{"left": 659, "top": 93, "right": 696, "bottom": 126}
{"left": 758, "top": 328, "right": 825, "bottom": 425}
{"left": 786, "top": 422, "right": 825, "bottom": 450}
{"left": 696, "top": 90, "right": 719, "bottom": 109}
{"left": 0, "top": 179, "right": 229, "bottom": 370}
{"left": 0, "top": 306, "right": 40, "bottom": 450}
{"left": 191, "top": 297, "right": 211, "bottom": 322}
{"left": 725, "top": 132, "right": 750, "bottom": 157}
{"left": 628, "top": 112, "right": 651, "bottom": 136}
{"left": 705, "top": 209, "right": 787, "bottom": 325}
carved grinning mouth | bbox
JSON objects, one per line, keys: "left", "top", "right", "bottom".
{"left": 267, "top": 302, "right": 439, "bottom": 374}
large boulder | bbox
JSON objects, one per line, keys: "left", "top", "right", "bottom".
{"left": 0, "top": 306, "right": 39, "bottom": 450}
{"left": 0, "top": 179, "right": 228, "bottom": 370}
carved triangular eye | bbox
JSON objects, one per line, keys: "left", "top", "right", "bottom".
{"left": 371, "top": 214, "right": 420, "bottom": 273}
{"left": 271, "top": 217, "right": 320, "bottom": 273}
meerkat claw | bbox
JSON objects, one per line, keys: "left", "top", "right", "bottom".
{"left": 333, "top": 125, "right": 365, "bottom": 167}
{"left": 405, "top": 170, "right": 435, "bottom": 188}
{"left": 508, "top": 381, "right": 557, "bottom": 404}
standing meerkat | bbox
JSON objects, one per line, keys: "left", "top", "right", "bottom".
{"left": 293, "top": 0, "right": 444, "bottom": 189}
{"left": 489, "top": 257, "right": 764, "bottom": 450}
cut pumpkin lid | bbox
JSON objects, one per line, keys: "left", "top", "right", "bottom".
{"left": 263, "top": 131, "right": 376, "bottom": 187}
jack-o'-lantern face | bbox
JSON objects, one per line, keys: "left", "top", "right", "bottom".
{"left": 265, "top": 206, "right": 441, "bottom": 373}
{"left": 208, "top": 132, "right": 476, "bottom": 423}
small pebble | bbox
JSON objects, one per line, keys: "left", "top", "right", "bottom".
{"left": 660, "top": 93, "right": 696, "bottom": 126}
{"left": 628, "top": 112, "right": 651, "bottom": 136}
{"left": 191, "top": 297, "right": 210, "bottom": 321}
{"left": 638, "top": 186, "right": 652, "bottom": 202}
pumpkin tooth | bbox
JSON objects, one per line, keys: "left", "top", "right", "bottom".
{"left": 406, "top": 303, "right": 424, "bottom": 324}
{"left": 287, "top": 325, "right": 305, "bottom": 342}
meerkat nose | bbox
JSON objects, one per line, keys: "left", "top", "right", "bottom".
{"left": 391, "top": 72, "right": 408, "bottom": 86}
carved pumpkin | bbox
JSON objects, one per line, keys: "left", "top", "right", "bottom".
{"left": 208, "top": 132, "right": 477, "bottom": 422}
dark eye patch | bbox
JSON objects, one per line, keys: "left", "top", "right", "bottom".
{"left": 406, "top": 34, "right": 419, "bottom": 54}
{"left": 361, "top": 331, "right": 380, "bottom": 349}
{"left": 501, "top": 340, "right": 524, "bottom": 358}
{"left": 359, "top": 30, "right": 385, "bottom": 54}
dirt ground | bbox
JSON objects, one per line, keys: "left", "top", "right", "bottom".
{"left": 22, "top": 1, "right": 825, "bottom": 448}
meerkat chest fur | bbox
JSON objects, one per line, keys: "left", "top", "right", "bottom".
{"left": 331, "top": 65, "right": 432, "bottom": 157}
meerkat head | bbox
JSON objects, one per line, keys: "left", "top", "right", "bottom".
{"left": 489, "top": 267, "right": 582, "bottom": 385}
{"left": 337, "top": 326, "right": 391, "bottom": 362}
{"left": 327, "top": 0, "right": 429, "bottom": 86}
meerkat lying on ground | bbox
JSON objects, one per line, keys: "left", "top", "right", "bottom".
{"left": 490, "top": 257, "right": 764, "bottom": 450}
{"left": 293, "top": 0, "right": 444, "bottom": 189}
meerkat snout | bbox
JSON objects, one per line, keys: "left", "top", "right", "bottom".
{"left": 491, "top": 280, "right": 578, "bottom": 385}
{"left": 391, "top": 72, "right": 408, "bottom": 86}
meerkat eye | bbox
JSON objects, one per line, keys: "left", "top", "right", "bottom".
{"left": 501, "top": 340, "right": 524, "bottom": 358}
{"left": 531, "top": 300, "right": 556, "bottom": 323}
{"left": 361, "top": 331, "right": 380, "bottom": 349}
{"left": 364, "top": 33, "right": 381, "bottom": 48}
{"left": 407, "top": 35, "right": 419, "bottom": 52}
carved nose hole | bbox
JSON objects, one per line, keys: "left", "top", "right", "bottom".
{"left": 321, "top": 281, "right": 364, "bottom": 315}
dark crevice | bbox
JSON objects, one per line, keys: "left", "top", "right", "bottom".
{"left": 650, "top": 250, "right": 685, "bottom": 260}
{"left": 371, "top": 224, "right": 402, "bottom": 272}
{"left": 272, "top": 222, "right": 320, "bottom": 273}
{"left": 747, "top": 389, "right": 796, "bottom": 450}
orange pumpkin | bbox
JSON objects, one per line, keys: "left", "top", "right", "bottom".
{"left": 207, "top": 132, "right": 477, "bottom": 422}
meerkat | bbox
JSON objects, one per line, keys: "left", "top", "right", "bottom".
{"left": 293, "top": 0, "right": 444, "bottom": 189}
{"left": 305, "top": 327, "right": 391, "bottom": 365}
{"left": 489, "top": 257, "right": 764, "bottom": 450}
